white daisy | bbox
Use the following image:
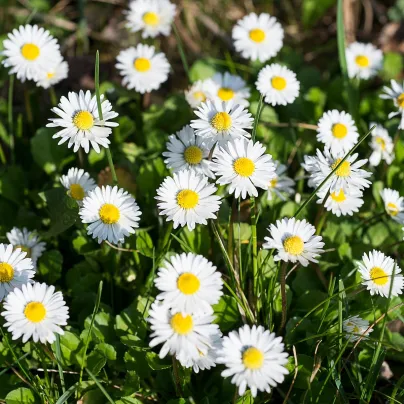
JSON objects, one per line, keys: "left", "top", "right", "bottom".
{"left": 316, "top": 188, "right": 364, "bottom": 217}
{"left": 380, "top": 188, "right": 404, "bottom": 224}
{"left": 60, "top": 167, "right": 97, "bottom": 205}
{"left": 125, "top": 0, "right": 176, "bottom": 38}
{"left": 256, "top": 64, "right": 300, "bottom": 106}
{"left": 6, "top": 228, "right": 46, "bottom": 269}
{"left": 191, "top": 100, "right": 254, "bottom": 146}
{"left": 185, "top": 79, "right": 217, "bottom": 108}
{"left": 154, "top": 252, "right": 223, "bottom": 315}
{"left": 211, "top": 137, "right": 276, "bottom": 199}
{"left": 0, "top": 244, "right": 35, "bottom": 301}
{"left": 36, "top": 57, "right": 68, "bottom": 89}
{"left": 263, "top": 218, "right": 324, "bottom": 267}
{"left": 346, "top": 42, "right": 383, "bottom": 80}
{"left": 357, "top": 250, "right": 403, "bottom": 297}
{"left": 1, "top": 282, "right": 69, "bottom": 344}
{"left": 232, "top": 13, "right": 284, "bottom": 63}
{"left": 266, "top": 161, "right": 295, "bottom": 201}
{"left": 148, "top": 301, "right": 220, "bottom": 359}
{"left": 116, "top": 44, "right": 170, "bottom": 94}
{"left": 155, "top": 170, "right": 221, "bottom": 231}
{"left": 380, "top": 80, "right": 404, "bottom": 129}
{"left": 2, "top": 24, "right": 61, "bottom": 82}
{"left": 217, "top": 325, "right": 289, "bottom": 398}
{"left": 79, "top": 185, "right": 142, "bottom": 244}
{"left": 369, "top": 123, "right": 394, "bottom": 167}
{"left": 343, "top": 315, "right": 373, "bottom": 342}
{"left": 210, "top": 72, "right": 251, "bottom": 107}
{"left": 163, "top": 125, "right": 215, "bottom": 178}
{"left": 47, "top": 90, "right": 119, "bottom": 153}
{"left": 316, "top": 110, "right": 359, "bottom": 154}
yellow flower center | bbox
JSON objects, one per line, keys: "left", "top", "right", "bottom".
{"left": 352, "top": 326, "right": 360, "bottom": 333}
{"left": 177, "top": 273, "right": 201, "bottom": 295}
{"left": 143, "top": 11, "right": 160, "bottom": 26}
{"left": 184, "top": 146, "right": 203, "bottom": 165}
{"left": 14, "top": 245, "right": 32, "bottom": 258}
{"left": 283, "top": 235, "right": 304, "bottom": 255}
{"left": 47, "top": 72, "right": 55, "bottom": 79}
{"left": 375, "top": 137, "right": 386, "bottom": 150}
{"left": 21, "top": 43, "right": 40, "bottom": 61}
{"left": 0, "top": 263, "right": 14, "bottom": 283}
{"left": 177, "top": 189, "right": 199, "bottom": 209}
{"left": 24, "top": 302, "right": 46, "bottom": 323}
{"left": 332, "top": 123, "right": 348, "bottom": 139}
{"left": 249, "top": 28, "right": 266, "bottom": 43}
{"left": 269, "top": 178, "right": 278, "bottom": 188}
{"left": 233, "top": 157, "right": 255, "bottom": 177}
{"left": 217, "top": 87, "right": 235, "bottom": 101}
{"left": 242, "top": 347, "right": 264, "bottom": 370}
{"left": 386, "top": 202, "right": 399, "bottom": 216}
{"left": 397, "top": 93, "right": 404, "bottom": 108}
{"left": 271, "top": 76, "right": 287, "bottom": 91}
{"left": 99, "top": 203, "right": 120, "bottom": 224}
{"left": 355, "top": 55, "right": 370, "bottom": 68}
{"left": 210, "top": 112, "right": 232, "bottom": 131}
{"left": 170, "top": 313, "right": 193, "bottom": 335}
{"left": 331, "top": 159, "right": 351, "bottom": 177}
{"left": 369, "top": 266, "right": 388, "bottom": 286}
{"left": 193, "top": 91, "right": 206, "bottom": 102}
{"left": 73, "top": 111, "right": 94, "bottom": 131}
{"left": 331, "top": 189, "right": 346, "bottom": 202}
{"left": 134, "top": 57, "right": 151, "bottom": 72}
{"left": 69, "top": 184, "right": 85, "bottom": 201}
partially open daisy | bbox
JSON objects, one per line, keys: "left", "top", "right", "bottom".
{"left": 256, "top": 64, "right": 300, "bottom": 106}
{"left": 191, "top": 100, "right": 253, "bottom": 146}
{"left": 343, "top": 315, "right": 373, "bottom": 343}
{"left": 232, "top": 13, "right": 284, "bottom": 63}
{"left": 154, "top": 252, "right": 223, "bottom": 315}
{"left": 60, "top": 167, "right": 97, "bottom": 205}
{"left": 211, "top": 72, "right": 251, "bottom": 107}
{"left": 185, "top": 79, "right": 217, "bottom": 108}
{"left": 380, "top": 188, "right": 404, "bottom": 224}
{"left": 357, "top": 250, "right": 403, "bottom": 297}
{"left": 316, "top": 188, "right": 364, "bottom": 217}
{"left": 380, "top": 80, "right": 404, "bottom": 129}
{"left": 116, "top": 44, "right": 170, "bottom": 94}
{"left": 217, "top": 325, "right": 289, "bottom": 398}
{"left": 211, "top": 138, "right": 276, "bottom": 199}
{"left": 263, "top": 218, "right": 324, "bottom": 267}
{"left": 36, "top": 57, "right": 68, "bottom": 89}
{"left": 80, "top": 185, "right": 142, "bottom": 244}
{"left": 266, "top": 161, "right": 295, "bottom": 201}
{"left": 155, "top": 170, "right": 221, "bottom": 231}
{"left": 317, "top": 110, "right": 359, "bottom": 154}
{"left": 346, "top": 42, "right": 383, "bottom": 80}
{"left": 148, "top": 301, "right": 220, "bottom": 359}
{"left": 163, "top": 125, "right": 215, "bottom": 178}
{"left": 2, "top": 24, "right": 61, "bottom": 82}
{"left": 0, "top": 244, "right": 35, "bottom": 301}
{"left": 369, "top": 123, "right": 394, "bottom": 167}
{"left": 47, "top": 90, "right": 119, "bottom": 153}
{"left": 125, "top": 0, "right": 176, "bottom": 38}
{"left": 1, "top": 282, "right": 69, "bottom": 344}
{"left": 6, "top": 228, "right": 46, "bottom": 269}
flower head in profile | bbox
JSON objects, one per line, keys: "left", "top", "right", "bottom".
{"left": 266, "top": 161, "right": 295, "bottom": 201}
{"left": 369, "top": 123, "right": 394, "bottom": 167}
{"left": 380, "top": 80, "right": 404, "bottom": 129}
{"left": 316, "top": 188, "right": 364, "bottom": 217}
{"left": 346, "top": 42, "right": 383, "bottom": 80}
{"left": 343, "top": 315, "right": 373, "bottom": 342}
{"left": 210, "top": 72, "right": 251, "bottom": 107}
{"left": 380, "top": 188, "right": 404, "bottom": 224}
{"left": 36, "top": 57, "right": 68, "bottom": 89}
{"left": 60, "top": 167, "right": 97, "bottom": 205}
{"left": 185, "top": 79, "right": 217, "bottom": 108}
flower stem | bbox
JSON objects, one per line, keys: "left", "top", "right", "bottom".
{"left": 8, "top": 74, "right": 15, "bottom": 164}
{"left": 172, "top": 23, "right": 190, "bottom": 81}
{"left": 279, "top": 262, "right": 288, "bottom": 331}
{"left": 49, "top": 86, "right": 58, "bottom": 107}
{"left": 172, "top": 356, "right": 183, "bottom": 397}
{"left": 250, "top": 196, "right": 258, "bottom": 296}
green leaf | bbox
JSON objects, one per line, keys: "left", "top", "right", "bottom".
{"left": 382, "top": 52, "right": 403, "bottom": 81}
{"left": 37, "top": 250, "right": 63, "bottom": 284}
{"left": 0, "top": 166, "right": 26, "bottom": 204}
{"left": 212, "top": 295, "right": 241, "bottom": 332}
{"left": 189, "top": 59, "right": 216, "bottom": 82}
{"left": 87, "top": 350, "right": 107, "bottom": 376}
{"left": 146, "top": 351, "right": 172, "bottom": 370}
{"left": 6, "top": 388, "right": 37, "bottom": 404}
{"left": 236, "top": 391, "right": 254, "bottom": 403}
{"left": 84, "top": 312, "right": 115, "bottom": 343}
{"left": 136, "top": 231, "right": 154, "bottom": 258}
{"left": 302, "top": 0, "right": 336, "bottom": 28}
{"left": 116, "top": 398, "right": 143, "bottom": 404}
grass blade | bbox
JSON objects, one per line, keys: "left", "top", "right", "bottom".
{"left": 55, "top": 334, "right": 66, "bottom": 393}
{"left": 55, "top": 382, "right": 78, "bottom": 404}
{"left": 85, "top": 368, "right": 115, "bottom": 404}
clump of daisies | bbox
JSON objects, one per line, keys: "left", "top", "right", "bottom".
{"left": 343, "top": 315, "right": 373, "bottom": 343}
{"left": 368, "top": 123, "right": 394, "bottom": 167}
{"left": 380, "top": 80, "right": 404, "bottom": 129}
{"left": 346, "top": 42, "right": 383, "bottom": 80}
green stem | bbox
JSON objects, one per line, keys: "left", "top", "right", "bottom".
{"left": 279, "top": 262, "right": 288, "bottom": 331}
{"left": 251, "top": 196, "right": 258, "bottom": 295}
{"left": 252, "top": 94, "right": 264, "bottom": 142}
{"left": 49, "top": 87, "right": 58, "bottom": 107}
{"left": 172, "top": 23, "right": 190, "bottom": 81}
{"left": 227, "top": 198, "right": 235, "bottom": 267}
{"left": 8, "top": 75, "right": 14, "bottom": 164}
{"left": 55, "top": 334, "right": 66, "bottom": 393}
{"left": 172, "top": 356, "right": 183, "bottom": 397}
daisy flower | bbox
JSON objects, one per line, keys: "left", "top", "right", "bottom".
{"left": 60, "top": 167, "right": 97, "bottom": 205}
{"left": 191, "top": 100, "right": 253, "bottom": 146}
{"left": 316, "top": 188, "right": 364, "bottom": 217}
{"left": 79, "top": 185, "right": 142, "bottom": 244}
{"left": 266, "top": 161, "right": 295, "bottom": 201}
{"left": 217, "top": 325, "right": 289, "bottom": 398}
{"left": 357, "top": 250, "right": 403, "bottom": 297}
{"left": 125, "top": 0, "right": 176, "bottom": 38}
{"left": 346, "top": 42, "right": 383, "bottom": 80}
{"left": 185, "top": 79, "right": 217, "bottom": 108}
{"left": 211, "top": 138, "right": 276, "bottom": 199}
{"left": 163, "top": 125, "right": 215, "bottom": 178}
{"left": 154, "top": 252, "right": 223, "bottom": 315}
{"left": 36, "top": 57, "right": 69, "bottom": 89}
{"left": 369, "top": 123, "right": 394, "bottom": 167}
{"left": 263, "top": 218, "right": 324, "bottom": 267}
{"left": 256, "top": 64, "right": 300, "bottom": 106}
{"left": 380, "top": 188, "right": 404, "bottom": 223}
{"left": 380, "top": 80, "right": 404, "bottom": 129}
{"left": 116, "top": 44, "right": 170, "bottom": 94}
{"left": 6, "top": 228, "right": 46, "bottom": 269}
{"left": 0, "top": 244, "right": 35, "bottom": 301}
{"left": 155, "top": 170, "right": 221, "bottom": 231}
{"left": 1, "top": 282, "right": 69, "bottom": 344}
{"left": 211, "top": 72, "right": 251, "bottom": 107}
{"left": 2, "top": 24, "right": 61, "bottom": 82}
{"left": 232, "top": 13, "right": 284, "bottom": 63}
{"left": 316, "top": 110, "right": 359, "bottom": 154}
{"left": 148, "top": 301, "right": 220, "bottom": 359}
{"left": 47, "top": 90, "right": 119, "bottom": 153}
{"left": 343, "top": 315, "right": 373, "bottom": 342}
